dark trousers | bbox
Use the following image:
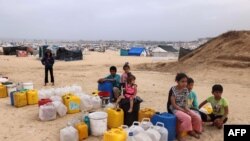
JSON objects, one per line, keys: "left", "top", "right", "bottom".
{"left": 45, "top": 67, "right": 54, "bottom": 83}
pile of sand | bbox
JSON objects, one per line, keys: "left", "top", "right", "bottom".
{"left": 137, "top": 31, "right": 250, "bottom": 72}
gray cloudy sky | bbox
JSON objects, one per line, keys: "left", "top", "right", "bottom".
{"left": 0, "top": 0, "right": 250, "bottom": 41}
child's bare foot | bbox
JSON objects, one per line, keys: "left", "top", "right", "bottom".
{"left": 44, "top": 83, "right": 47, "bottom": 86}
{"left": 128, "top": 108, "right": 133, "bottom": 113}
{"left": 51, "top": 83, "right": 54, "bottom": 86}
{"left": 189, "top": 131, "right": 200, "bottom": 139}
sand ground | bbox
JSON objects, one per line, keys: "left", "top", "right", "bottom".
{"left": 0, "top": 50, "right": 249, "bottom": 141}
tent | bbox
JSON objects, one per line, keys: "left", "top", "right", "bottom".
{"left": 56, "top": 47, "right": 83, "bottom": 61}
{"left": 128, "top": 47, "right": 146, "bottom": 56}
{"left": 16, "top": 50, "right": 28, "bottom": 57}
{"left": 3, "top": 46, "right": 28, "bottom": 55}
{"left": 39, "top": 45, "right": 49, "bottom": 58}
{"left": 158, "top": 45, "right": 178, "bottom": 52}
{"left": 120, "top": 49, "right": 129, "bottom": 56}
{"left": 178, "top": 47, "right": 192, "bottom": 60}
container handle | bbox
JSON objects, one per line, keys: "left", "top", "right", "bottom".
{"left": 141, "top": 118, "right": 151, "bottom": 123}
{"left": 156, "top": 122, "right": 165, "bottom": 127}
{"left": 132, "top": 121, "right": 141, "bottom": 126}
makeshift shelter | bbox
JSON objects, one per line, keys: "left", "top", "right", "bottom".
{"left": 120, "top": 49, "right": 129, "bottom": 56}
{"left": 178, "top": 47, "right": 192, "bottom": 60}
{"left": 56, "top": 47, "right": 83, "bottom": 61}
{"left": 3, "top": 46, "right": 27, "bottom": 55}
{"left": 152, "top": 47, "right": 178, "bottom": 58}
{"left": 158, "top": 45, "right": 178, "bottom": 52}
{"left": 128, "top": 47, "right": 146, "bottom": 56}
{"left": 39, "top": 45, "right": 49, "bottom": 58}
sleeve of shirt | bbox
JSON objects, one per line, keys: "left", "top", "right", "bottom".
{"left": 222, "top": 98, "right": 228, "bottom": 107}
{"left": 192, "top": 92, "right": 199, "bottom": 109}
{"left": 206, "top": 96, "right": 213, "bottom": 103}
{"left": 105, "top": 75, "right": 111, "bottom": 79}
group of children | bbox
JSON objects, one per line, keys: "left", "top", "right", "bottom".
{"left": 98, "top": 65, "right": 229, "bottom": 141}
{"left": 98, "top": 62, "right": 137, "bottom": 113}
{"left": 167, "top": 73, "right": 229, "bottom": 141}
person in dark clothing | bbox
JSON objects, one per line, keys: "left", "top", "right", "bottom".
{"left": 41, "top": 50, "right": 55, "bottom": 86}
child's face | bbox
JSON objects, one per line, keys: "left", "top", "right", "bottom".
{"left": 131, "top": 79, "right": 135, "bottom": 84}
{"left": 213, "top": 91, "right": 222, "bottom": 99}
{"left": 124, "top": 67, "right": 130, "bottom": 73}
{"left": 187, "top": 83, "right": 194, "bottom": 91}
{"left": 110, "top": 70, "right": 116, "bottom": 76}
{"left": 177, "top": 78, "right": 187, "bottom": 89}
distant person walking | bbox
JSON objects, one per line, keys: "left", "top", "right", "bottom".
{"left": 41, "top": 50, "right": 55, "bottom": 86}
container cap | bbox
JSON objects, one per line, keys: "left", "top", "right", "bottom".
{"left": 129, "top": 132, "right": 133, "bottom": 136}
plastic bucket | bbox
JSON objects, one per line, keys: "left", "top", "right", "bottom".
{"left": 89, "top": 112, "right": 108, "bottom": 136}
{"left": 23, "top": 82, "right": 34, "bottom": 90}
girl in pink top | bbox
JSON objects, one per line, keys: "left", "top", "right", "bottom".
{"left": 121, "top": 62, "right": 131, "bottom": 84}
{"left": 116, "top": 75, "right": 137, "bottom": 113}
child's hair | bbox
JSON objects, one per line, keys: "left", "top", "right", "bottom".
{"left": 175, "top": 73, "right": 188, "bottom": 82}
{"left": 45, "top": 49, "right": 52, "bottom": 57}
{"left": 212, "top": 84, "right": 223, "bottom": 93}
{"left": 110, "top": 66, "right": 117, "bottom": 72}
{"left": 127, "top": 74, "right": 136, "bottom": 83}
{"left": 187, "top": 77, "right": 194, "bottom": 84}
{"left": 123, "top": 62, "right": 130, "bottom": 70}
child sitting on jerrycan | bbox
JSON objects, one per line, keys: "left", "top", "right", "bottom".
{"left": 116, "top": 74, "right": 137, "bottom": 113}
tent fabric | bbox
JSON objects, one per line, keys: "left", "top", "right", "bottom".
{"left": 178, "top": 47, "right": 193, "bottom": 60}
{"left": 128, "top": 47, "right": 145, "bottom": 56}
{"left": 3, "top": 46, "right": 27, "bottom": 55}
{"left": 152, "top": 47, "right": 167, "bottom": 53}
{"left": 39, "top": 45, "right": 49, "bottom": 58}
{"left": 120, "top": 49, "right": 129, "bottom": 56}
{"left": 16, "top": 50, "right": 28, "bottom": 57}
{"left": 158, "top": 45, "right": 178, "bottom": 52}
{"left": 56, "top": 47, "right": 83, "bottom": 61}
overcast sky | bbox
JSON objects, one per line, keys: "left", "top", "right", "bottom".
{"left": 0, "top": 0, "right": 250, "bottom": 41}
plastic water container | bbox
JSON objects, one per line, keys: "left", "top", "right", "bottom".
{"left": 0, "top": 84, "right": 7, "bottom": 98}
{"left": 98, "top": 82, "right": 114, "bottom": 100}
{"left": 10, "top": 91, "right": 17, "bottom": 106}
{"left": 22, "top": 82, "right": 34, "bottom": 90}
{"left": 38, "top": 98, "right": 52, "bottom": 107}
{"left": 88, "top": 111, "right": 108, "bottom": 136}
{"left": 79, "top": 94, "right": 93, "bottom": 112}
{"left": 52, "top": 101, "right": 67, "bottom": 117}
{"left": 138, "top": 108, "right": 156, "bottom": 122}
{"left": 134, "top": 131, "right": 152, "bottom": 141}
{"left": 39, "top": 103, "right": 57, "bottom": 121}
{"left": 153, "top": 122, "right": 168, "bottom": 141}
{"left": 83, "top": 115, "right": 91, "bottom": 135}
{"left": 107, "top": 108, "right": 124, "bottom": 128}
{"left": 60, "top": 126, "right": 79, "bottom": 141}
{"left": 63, "top": 94, "right": 80, "bottom": 114}
{"left": 151, "top": 112, "right": 176, "bottom": 141}
{"left": 14, "top": 91, "right": 28, "bottom": 107}
{"left": 75, "top": 122, "right": 88, "bottom": 140}
{"left": 90, "top": 96, "right": 102, "bottom": 110}
{"left": 6, "top": 84, "right": 17, "bottom": 97}
{"left": 26, "top": 89, "right": 38, "bottom": 105}
{"left": 146, "top": 126, "right": 161, "bottom": 141}
{"left": 103, "top": 128, "right": 127, "bottom": 141}
{"left": 128, "top": 122, "right": 144, "bottom": 135}
{"left": 140, "top": 118, "right": 153, "bottom": 130}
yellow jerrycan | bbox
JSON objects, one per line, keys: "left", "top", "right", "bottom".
{"left": 75, "top": 122, "right": 88, "bottom": 140}
{"left": 26, "top": 89, "right": 38, "bottom": 105}
{"left": 63, "top": 93, "right": 80, "bottom": 114}
{"left": 138, "top": 108, "right": 156, "bottom": 122}
{"left": 107, "top": 108, "right": 124, "bottom": 128}
{"left": 103, "top": 128, "right": 127, "bottom": 141}
{"left": 14, "top": 91, "right": 28, "bottom": 107}
{"left": 0, "top": 84, "right": 7, "bottom": 98}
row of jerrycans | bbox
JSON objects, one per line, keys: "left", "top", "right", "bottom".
{"left": 10, "top": 89, "right": 38, "bottom": 107}
{"left": 103, "top": 120, "right": 168, "bottom": 141}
